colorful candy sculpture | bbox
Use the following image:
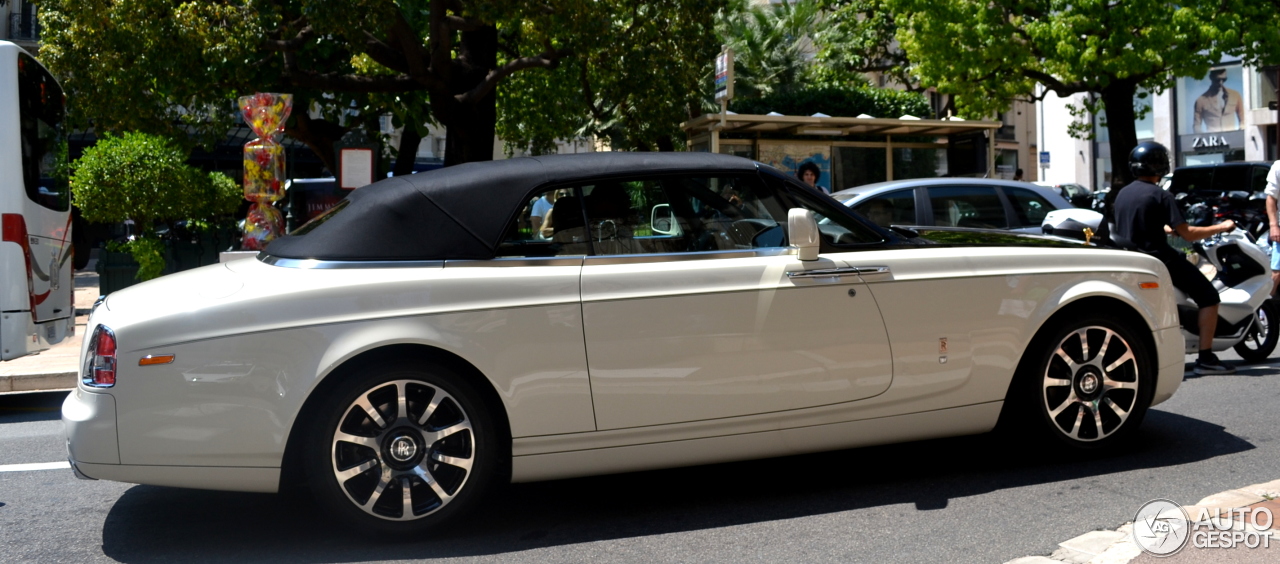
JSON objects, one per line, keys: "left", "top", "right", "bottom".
{"left": 239, "top": 93, "right": 293, "bottom": 250}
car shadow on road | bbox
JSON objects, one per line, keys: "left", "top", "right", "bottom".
{"left": 99, "top": 409, "right": 1252, "bottom": 563}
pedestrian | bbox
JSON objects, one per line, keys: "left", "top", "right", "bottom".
{"left": 1263, "top": 160, "right": 1280, "bottom": 295}
{"left": 1111, "top": 141, "right": 1236, "bottom": 375}
{"left": 1013, "top": 168, "right": 1024, "bottom": 181}
{"left": 796, "top": 161, "right": 828, "bottom": 194}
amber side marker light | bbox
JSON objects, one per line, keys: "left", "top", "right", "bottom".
{"left": 139, "top": 354, "right": 175, "bottom": 366}
{"left": 1139, "top": 282, "right": 1160, "bottom": 289}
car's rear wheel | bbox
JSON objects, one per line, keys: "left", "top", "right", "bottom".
{"left": 304, "top": 361, "right": 500, "bottom": 534}
{"left": 1012, "top": 315, "right": 1153, "bottom": 449}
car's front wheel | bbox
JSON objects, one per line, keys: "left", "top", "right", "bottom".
{"left": 304, "top": 360, "right": 501, "bottom": 534}
{"left": 1015, "top": 316, "right": 1153, "bottom": 449}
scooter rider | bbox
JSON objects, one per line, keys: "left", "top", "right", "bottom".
{"left": 1112, "top": 141, "right": 1237, "bottom": 375}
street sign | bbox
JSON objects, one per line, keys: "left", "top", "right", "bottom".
{"left": 714, "top": 48, "right": 734, "bottom": 103}
{"left": 1039, "top": 151, "right": 1050, "bottom": 168}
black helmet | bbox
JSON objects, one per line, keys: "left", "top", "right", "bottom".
{"left": 1129, "top": 141, "right": 1171, "bottom": 178}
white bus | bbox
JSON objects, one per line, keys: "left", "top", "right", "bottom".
{"left": 1, "top": 41, "right": 73, "bottom": 361}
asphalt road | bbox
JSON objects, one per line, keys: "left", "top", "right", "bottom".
{"left": 2, "top": 351, "right": 1278, "bottom": 564}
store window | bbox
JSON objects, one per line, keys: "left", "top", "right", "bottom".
{"left": 892, "top": 148, "right": 945, "bottom": 180}
{"left": 995, "top": 149, "right": 1018, "bottom": 179}
{"left": 834, "top": 146, "right": 887, "bottom": 189}
{"left": 1252, "top": 67, "right": 1278, "bottom": 110}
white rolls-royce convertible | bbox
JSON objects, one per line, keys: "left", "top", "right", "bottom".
{"left": 64, "top": 153, "right": 1183, "bottom": 533}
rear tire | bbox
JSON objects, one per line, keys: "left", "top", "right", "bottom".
{"left": 303, "top": 360, "right": 501, "bottom": 535}
{"left": 1006, "top": 315, "right": 1154, "bottom": 450}
{"left": 1233, "top": 301, "right": 1279, "bottom": 363}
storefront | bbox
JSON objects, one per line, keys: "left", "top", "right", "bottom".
{"left": 1175, "top": 63, "right": 1247, "bottom": 166}
{"left": 681, "top": 113, "right": 1001, "bottom": 192}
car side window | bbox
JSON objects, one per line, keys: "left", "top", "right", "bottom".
{"left": 789, "top": 190, "right": 885, "bottom": 246}
{"left": 495, "top": 186, "right": 590, "bottom": 257}
{"left": 1005, "top": 187, "right": 1054, "bottom": 227}
{"left": 853, "top": 189, "right": 916, "bottom": 227}
{"left": 569, "top": 174, "right": 790, "bottom": 256}
{"left": 1251, "top": 166, "right": 1269, "bottom": 194}
{"left": 927, "top": 186, "right": 1008, "bottom": 229}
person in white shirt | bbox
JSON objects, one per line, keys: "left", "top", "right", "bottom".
{"left": 530, "top": 189, "right": 564, "bottom": 239}
{"left": 1265, "top": 160, "right": 1280, "bottom": 294}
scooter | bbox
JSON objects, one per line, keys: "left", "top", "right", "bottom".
{"left": 1043, "top": 208, "right": 1279, "bottom": 363}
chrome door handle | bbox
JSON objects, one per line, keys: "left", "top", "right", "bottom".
{"left": 785, "top": 267, "right": 863, "bottom": 279}
{"left": 848, "top": 266, "right": 891, "bottom": 275}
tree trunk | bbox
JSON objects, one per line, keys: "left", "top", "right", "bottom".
{"left": 393, "top": 125, "right": 422, "bottom": 176}
{"left": 286, "top": 110, "right": 347, "bottom": 177}
{"left": 440, "top": 27, "right": 498, "bottom": 167}
{"left": 1101, "top": 78, "right": 1139, "bottom": 192}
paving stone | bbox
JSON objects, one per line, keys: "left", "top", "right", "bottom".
{"left": 1059, "top": 530, "right": 1128, "bottom": 556}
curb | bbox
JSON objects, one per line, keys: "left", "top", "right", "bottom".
{"left": 1005, "top": 479, "right": 1280, "bottom": 563}
{"left": 0, "top": 372, "right": 76, "bottom": 394}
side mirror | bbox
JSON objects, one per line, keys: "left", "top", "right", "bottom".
{"left": 650, "top": 203, "right": 680, "bottom": 236}
{"left": 788, "top": 208, "right": 820, "bottom": 261}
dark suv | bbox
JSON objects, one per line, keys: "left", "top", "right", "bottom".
{"left": 1169, "top": 162, "right": 1272, "bottom": 197}
{"left": 1169, "top": 161, "right": 1273, "bottom": 235}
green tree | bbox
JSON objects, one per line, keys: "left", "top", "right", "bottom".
{"left": 887, "top": 0, "right": 1280, "bottom": 186}
{"left": 36, "top": 0, "right": 722, "bottom": 170}
{"left": 811, "top": 0, "right": 911, "bottom": 91}
{"left": 497, "top": 1, "right": 722, "bottom": 154}
{"left": 70, "top": 132, "right": 241, "bottom": 280}
{"left": 714, "top": 0, "right": 823, "bottom": 99}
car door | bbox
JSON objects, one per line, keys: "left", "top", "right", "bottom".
{"left": 578, "top": 172, "right": 893, "bottom": 430}
{"left": 925, "top": 185, "right": 1010, "bottom": 230}
{"left": 786, "top": 186, "right": 1024, "bottom": 410}
{"left": 1003, "top": 186, "right": 1058, "bottom": 233}
{"left": 851, "top": 188, "right": 917, "bottom": 228}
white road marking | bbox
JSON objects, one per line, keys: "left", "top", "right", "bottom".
{"left": 0, "top": 461, "right": 70, "bottom": 473}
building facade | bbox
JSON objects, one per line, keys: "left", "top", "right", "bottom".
{"left": 1039, "top": 60, "right": 1279, "bottom": 191}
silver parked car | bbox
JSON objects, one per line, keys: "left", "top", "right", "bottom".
{"left": 832, "top": 178, "right": 1074, "bottom": 234}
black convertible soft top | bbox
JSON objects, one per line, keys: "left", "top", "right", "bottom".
{"left": 264, "top": 152, "right": 759, "bottom": 261}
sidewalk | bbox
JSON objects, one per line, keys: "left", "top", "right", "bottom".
{"left": 1007, "top": 479, "right": 1280, "bottom": 564}
{"left": 0, "top": 269, "right": 99, "bottom": 393}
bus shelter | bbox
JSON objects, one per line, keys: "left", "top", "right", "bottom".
{"left": 682, "top": 113, "right": 1000, "bottom": 192}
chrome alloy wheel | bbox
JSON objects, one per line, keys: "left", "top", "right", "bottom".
{"left": 330, "top": 379, "right": 475, "bottom": 521}
{"left": 1041, "top": 326, "right": 1141, "bottom": 442}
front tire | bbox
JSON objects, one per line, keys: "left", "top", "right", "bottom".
{"left": 304, "top": 360, "right": 501, "bottom": 534}
{"left": 1013, "top": 315, "right": 1154, "bottom": 449}
{"left": 1233, "top": 301, "right": 1278, "bottom": 363}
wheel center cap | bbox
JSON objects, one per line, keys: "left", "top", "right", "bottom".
{"left": 388, "top": 435, "right": 418, "bottom": 462}
{"left": 1080, "top": 373, "right": 1099, "bottom": 394}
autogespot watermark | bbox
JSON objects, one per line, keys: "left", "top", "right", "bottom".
{"left": 1132, "top": 499, "right": 1275, "bottom": 557}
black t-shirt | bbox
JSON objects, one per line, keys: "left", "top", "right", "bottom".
{"left": 1112, "top": 180, "right": 1185, "bottom": 260}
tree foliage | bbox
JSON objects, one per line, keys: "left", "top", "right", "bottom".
{"left": 714, "top": 0, "right": 824, "bottom": 100}
{"left": 887, "top": 0, "right": 1280, "bottom": 186}
{"left": 497, "top": 1, "right": 722, "bottom": 155}
{"left": 70, "top": 132, "right": 241, "bottom": 279}
{"left": 730, "top": 85, "right": 929, "bottom": 119}
{"left": 37, "top": 0, "right": 723, "bottom": 170}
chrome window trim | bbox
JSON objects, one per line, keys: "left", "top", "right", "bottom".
{"left": 446, "top": 257, "right": 586, "bottom": 268}
{"left": 584, "top": 247, "right": 794, "bottom": 266}
{"left": 258, "top": 254, "right": 445, "bottom": 269}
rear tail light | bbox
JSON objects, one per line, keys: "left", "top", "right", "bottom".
{"left": 83, "top": 325, "right": 117, "bottom": 388}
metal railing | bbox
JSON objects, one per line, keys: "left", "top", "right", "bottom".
{"left": 8, "top": 12, "right": 40, "bottom": 41}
